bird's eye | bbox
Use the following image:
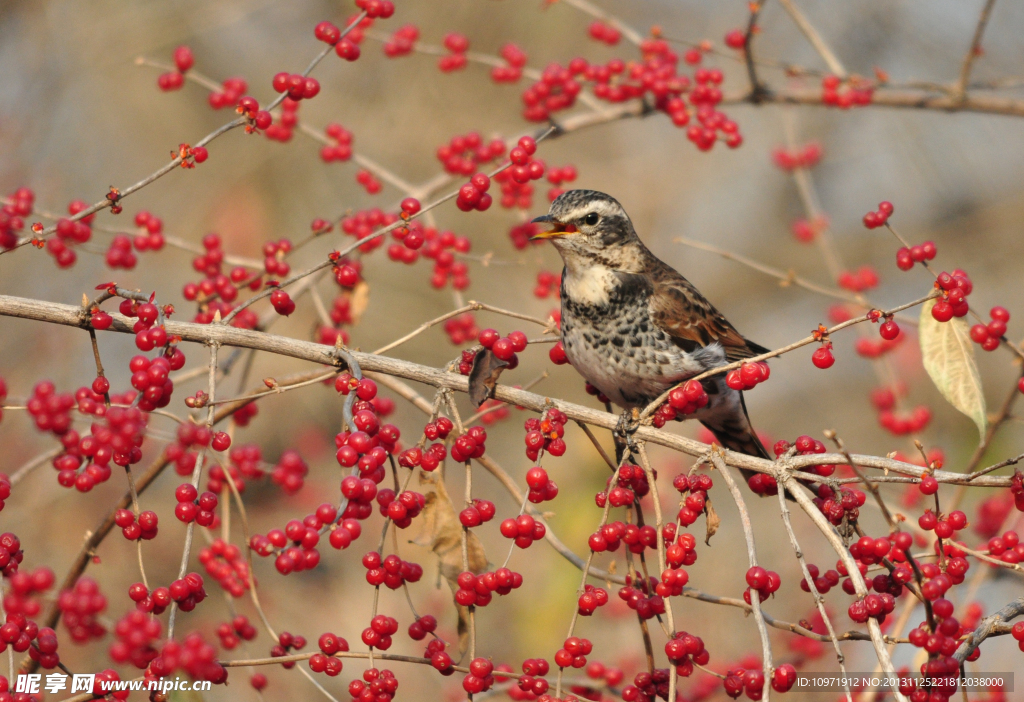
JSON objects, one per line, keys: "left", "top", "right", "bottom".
{"left": 583, "top": 212, "right": 600, "bottom": 226}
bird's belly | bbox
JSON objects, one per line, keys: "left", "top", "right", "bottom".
{"left": 560, "top": 305, "right": 704, "bottom": 408}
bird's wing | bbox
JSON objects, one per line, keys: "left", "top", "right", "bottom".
{"left": 648, "top": 260, "right": 765, "bottom": 363}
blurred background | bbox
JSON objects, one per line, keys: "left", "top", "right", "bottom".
{"left": 1, "top": 0, "right": 1023, "bottom": 699}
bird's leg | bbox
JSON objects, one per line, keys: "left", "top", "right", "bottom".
{"left": 613, "top": 407, "right": 641, "bottom": 463}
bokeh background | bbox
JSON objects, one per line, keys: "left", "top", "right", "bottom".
{"left": 2, "top": 0, "right": 1023, "bottom": 699}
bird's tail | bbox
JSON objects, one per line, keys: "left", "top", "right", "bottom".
{"left": 700, "top": 395, "right": 793, "bottom": 499}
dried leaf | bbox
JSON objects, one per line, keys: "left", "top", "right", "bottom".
{"left": 348, "top": 281, "right": 371, "bottom": 325}
{"left": 468, "top": 349, "right": 508, "bottom": 407}
{"left": 703, "top": 497, "right": 720, "bottom": 546}
{"left": 415, "top": 473, "right": 487, "bottom": 657}
{"left": 919, "top": 298, "right": 987, "bottom": 439}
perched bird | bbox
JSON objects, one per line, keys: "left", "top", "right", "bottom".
{"left": 531, "top": 189, "right": 771, "bottom": 475}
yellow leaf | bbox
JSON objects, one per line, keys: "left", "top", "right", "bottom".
{"left": 919, "top": 298, "right": 987, "bottom": 439}
{"left": 415, "top": 472, "right": 488, "bottom": 657}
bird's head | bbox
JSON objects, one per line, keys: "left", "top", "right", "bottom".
{"left": 530, "top": 190, "right": 640, "bottom": 268}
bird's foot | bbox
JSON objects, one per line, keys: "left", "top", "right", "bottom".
{"left": 613, "top": 408, "right": 641, "bottom": 462}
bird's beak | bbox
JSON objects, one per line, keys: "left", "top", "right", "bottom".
{"left": 530, "top": 215, "right": 574, "bottom": 240}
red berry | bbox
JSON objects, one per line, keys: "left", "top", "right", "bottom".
{"left": 812, "top": 346, "right": 835, "bottom": 369}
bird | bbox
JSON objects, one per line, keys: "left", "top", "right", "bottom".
{"left": 531, "top": 189, "right": 772, "bottom": 480}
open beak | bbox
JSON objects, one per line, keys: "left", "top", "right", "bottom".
{"left": 530, "top": 214, "right": 574, "bottom": 240}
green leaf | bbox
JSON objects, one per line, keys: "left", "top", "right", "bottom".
{"left": 919, "top": 298, "right": 987, "bottom": 439}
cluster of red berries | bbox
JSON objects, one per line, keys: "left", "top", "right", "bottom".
{"left": 452, "top": 171, "right": 493, "bottom": 212}
{"left": 838, "top": 265, "right": 880, "bottom": 293}
{"left": 674, "top": 472, "right": 712, "bottom": 526}
{"left": 173, "top": 483, "right": 218, "bottom": 525}
{"left": 348, "top": 668, "right": 398, "bottom": 702}
{"left": 445, "top": 425, "right": 484, "bottom": 462}
{"left": 791, "top": 215, "right": 828, "bottom": 243}
{"left": 396, "top": 442, "right": 447, "bottom": 474}
{"left": 821, "top": 74, "right": 874, "bottom": 108}
{"left": 21, "top": 623, "right": 61, "bottom": 670}
{"left": 456, "top": 497, "right": 495, "bottom": 528}
{"left": 26, "top": 380, "right": 74, "bottom": 436}
{"left": 908, "top": 604, "right": 981, "bottom": 681}
{"left": 545, "top": 164, "right": 578, "bottom": 201}
{"left": 130, "top": 210, "right": 166, "bottom": 253}
{"left": 57, "top": 576, "right": 105, "bottom": 643}
{"left": 523, "top": 409, "right": 567, "bottom": 460}
{"left": 666, "top": 528, "right": 699, "bottom": 568}
{"left": 406, "top": 614, "right": 437, "bottom": 641}
{"left": 918, "top": 508, "right": 968, "bottom": 539}
{"left": 265, "top": 449, "right": 307, "bottom": 495}
{"left": 532, "top": 270, "right": 561, "bottom": 300}
{"left": 155, "top": 46, "right": 194, "bottom": 90}
{"left": 970, "top": 306, "right": 1009, "bottom": 351}
{"left": 416, "top": 227, "right": 471, "bottom": 289}
{"left": 127, "top": 581, "right": 173, "bottom": 616}
{"left": 856, "top": 329, "right": 902, "bottom": 359}
{"left": 521, "top": 63, "right": 583, "bottom": 122}
{"left": 814, "top": 484, "right": 868, "bottom": 526}
{"left": 743, "top": 566, "right": 782, "bottom": 604}
{"left": 148, "top": 632, "right": 226, "bottom": 684}
{"left": 618, "top": 574, "right": 667, "bottom": 621}
{"left": 269, "top": 287, "right": 295, "bottom": 316}
{"left": 166, "top": 572, "right": 208, "bottom": 612}
{"left": 0, "top": 187, "right": 36, "bottom": 250}
{"left": 308, "top": 631, "right": 349, "bottom": 676}
{"left": 215, "top": 615, "right": 257, "bottom": 650}
{"left": 870, "top": 388, "right": 932, "bottom": 436}
{"left": 114, "top": 508, "right": 158, "bottom": 541}
{"left": 3, "top": 566, "right": 52, "bottom": 621}
{"left": 587, "top": 520, "right": 657, "bottom": 555}
{"left": 800, "top": 563, "right": 842, "bottom": 594}
{"left": 664, "top": 630, "right": 708, "bottom": 673}
{"left": 771, "top": 142, "right": 822, "bottom": 171}
{"left": 597, "top": 462, "right": 652, "bottom": 510}
{"left": 499, "top": 513, "right": 547, "bottom": 548}
{"left": 575, "top": 583, "right": 610, "bottom": 616}
{"left": 862, "top": 201, "right": 894, "bottom": 229}
{"left": 363, "top": 551, "right": 424, "bottom": 591}
{"left": 355, "top": 0, "right": 395, "bottom": 19}
{"left": 327, "top": 511, "right": 365, "bottom": 552}
{"left": 458, "top": 568, "right": 526, "bottom": 608}
{"left": 655, "top": 379, "right": 709, "bottom": 426}
{"left": 441, "top": 312, "right": 479, "bottom": 345}
{"left": 268, "top": 631, "right": 306, "bottom": 671}
{"left": 262, "top": 96, "right": 301, "bottom": 142}
{"left": 198, "top": 538, "right": 251, "bottom": 598}
{"left": 361, "top": 614, "right": 400, "bottom": 650}
{"left": 726, "top": 361, "right": 771, "bottom": 392}
{"left": 523, "top": 466, "right": 559, "bottom": 505}
{"left": 554, "top": 635, "right": 593, "bottom": 669}
{"left": 0, "top": 613, "right": 38, "bottom": 658}
{"left": 930, "top": 269, "right": 974, "bottom": 321}
{"left": 895, "top": 240, "right": 937, "bottom": 270}
{"left": 207, "top": 76, "right": 249, "bottom": 111}
{"left": 587, "top": 20, "right": 621, "bottom": 45}
{"left": 109, "top": 609, "right": 161, "bottom": 669}
{"left": 438, "top": 132, "right": 505, "bottom": 177}
{"left": 272, "top": 71, "right": 320, "bottom": 102}
{"left": 383, "top": 24, "right": 419, "bottom": 57}
{"left": 847, "top": 591, "right": 897, "bottom": 624}
{"left": 775, "top": 436, "right": 836, "bottom": 476}
{"left": 985, "top": 530, "right": 1023, "bottom": 565}
{"left": 511, "top": 658, "right": 553, "bottom": 699}
{"left": 491, "top": 43, "right": 528, "bottom": 83}
{"left": 45, "top": 200, "right": 95, "bottom": 269}
{"left": 376, "top": 488, "right": 426, "bottom": 527}
{"left": 438, "top": 33, "right": 469, "bottom": 72}
{"left": 0, "top": 533, "right": 21, "bottom": 577}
